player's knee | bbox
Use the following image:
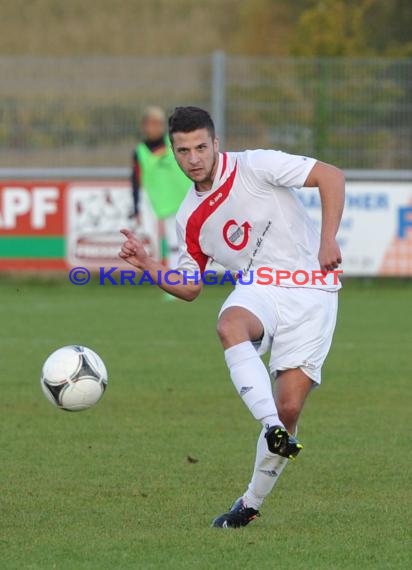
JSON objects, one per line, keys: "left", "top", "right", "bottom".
{"left": 278, "top": 401, "right": 301, "bottom": 431}
{"left": 216, "top": 317, "right": 246, "bottom": 347}
{"left": 216, "top": 318, "right": 234, "bottom": 343}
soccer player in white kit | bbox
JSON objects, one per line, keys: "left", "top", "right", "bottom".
{"left": 120, "top": 107, "right": 345, "bottom": 529}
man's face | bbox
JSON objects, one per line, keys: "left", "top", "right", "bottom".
{"left": 142, "top": 116, "right": 165, "bottom": 141}
{"left": 171, "top": 128, "right": 219, "bottom": 184}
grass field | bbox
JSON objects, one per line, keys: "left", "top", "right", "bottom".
{"left": 1, "top": 277, "right": 411, "bottom": 569}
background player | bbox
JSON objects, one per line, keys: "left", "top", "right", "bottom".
{"left": 131, "top": 105, "right": 191, "bottom": 268}
{"left": 120, "top": 106, "right": 344, "bottom": 529}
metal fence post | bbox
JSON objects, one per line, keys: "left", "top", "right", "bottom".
{"left": 211, "top": 51, "right": 226, "bottom": 149}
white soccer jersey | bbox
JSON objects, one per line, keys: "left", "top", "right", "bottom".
{"left": 175, "top": 150, "right": 341, "bottom": 291}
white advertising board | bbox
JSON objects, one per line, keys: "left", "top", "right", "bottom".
{"left": 66, "top": 182, "right": 159, "bottom": 268}
{"left": 297, "top": 181, "right": 412, "bottom": 276}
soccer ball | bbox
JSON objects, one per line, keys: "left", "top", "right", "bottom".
{"left": 40, "top": 345, "right": 108, "bottom": 412}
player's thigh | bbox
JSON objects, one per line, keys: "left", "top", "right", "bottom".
{"left": 269, "top": 288, "right": 338, "bottom": 385}
{"left": 218, "top": 283, "right": 277, "bottom": 354}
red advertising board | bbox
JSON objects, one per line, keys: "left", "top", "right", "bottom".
{"left": 0, "top": 181, "right": 158, "bottom": 271}
{"left": 0, "top": 182, "right": 66, "bottom": 270}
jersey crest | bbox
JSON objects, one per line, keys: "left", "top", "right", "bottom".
{"left": 222, "top": 219, "right": 251, "bottom": 250}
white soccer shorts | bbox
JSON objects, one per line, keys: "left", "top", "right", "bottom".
{"left": 218, "top": 283, "right": 338, "bottom": 385}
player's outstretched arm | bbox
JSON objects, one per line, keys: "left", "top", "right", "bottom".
{"left": 304, "top": 161, "right": 345, "bottom": 272}
{"left": 118, "top": 229, "right": 202, "bottom": 301}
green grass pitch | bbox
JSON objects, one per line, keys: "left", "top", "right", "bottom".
{"left": 1, "top": 277, "right": 411, "bottom": 569}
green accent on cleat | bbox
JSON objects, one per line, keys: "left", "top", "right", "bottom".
{"left": 264, "top": 425, "right": 303, "bottom": 459}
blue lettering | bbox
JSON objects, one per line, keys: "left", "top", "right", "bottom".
{"left": 238, "top": 271, "right": 254, "bottom": 285}
{"left": 398, "top": 206, "right": 412, "bottom": 238}
{"left": 297, "top": 192, "right": 320, "bottom": 209}
{"left": 182, "top": 271, "right": 199, "bottom": 285}
{"left": 164, "top": 270, "right": 180, "bottom": 285}
{"left": 219, "top": 271, "right": 237, "bottom": 286}
{"left": 120, "top": 270, "right": 136, "bottom": 285}
{"left": 138, "top": 271, "right": 155, "bottom": 285}
{"left": 99, "top": 266, "right": 118, "bottom": 285}
{"left": 346, "top": 193, "right": 388, "bottom": 210}
{"left": 201, "top": 270, "right": 218, "bottom": 285}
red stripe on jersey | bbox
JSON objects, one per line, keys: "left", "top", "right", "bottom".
{"left": 220, "top": 152, "right": 228, "bottom": 178}
{"left": 185, "top": 161, "right": 238, "bottom": 273}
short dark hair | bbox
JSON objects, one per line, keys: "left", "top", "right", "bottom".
{"left": 168, "top": 106, "right": 215, "bottom": 142}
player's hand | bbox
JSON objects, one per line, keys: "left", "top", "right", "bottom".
{"left": 318, "top": 237, "right": 342, "bottom": 272}
{"left": 119, "top": 229, "right": 149, "bottom": 269}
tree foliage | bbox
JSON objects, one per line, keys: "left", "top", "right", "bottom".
{"left": 290, "top": 0, "right": 412, "bottom": 56}
{"left": 0, "top": 0, "right": 410, "bottom": 56}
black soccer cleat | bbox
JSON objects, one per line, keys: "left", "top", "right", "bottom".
{"left": 264, "top": 425, "right": 303, "bottom": 459}
{"left": 211, "top": 497, "right": 260, "bottom": 529}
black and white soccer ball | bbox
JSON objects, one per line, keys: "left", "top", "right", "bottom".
{"left": 40, "top": 345, "right": 108, "bottom": 412}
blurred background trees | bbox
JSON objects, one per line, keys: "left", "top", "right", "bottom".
{"left": 1, "top": 0, "right": 411, "bottom": 57}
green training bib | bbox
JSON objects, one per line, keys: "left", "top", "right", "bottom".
{"left": 136, "top": 139, "right": 191, "bottom": 218}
